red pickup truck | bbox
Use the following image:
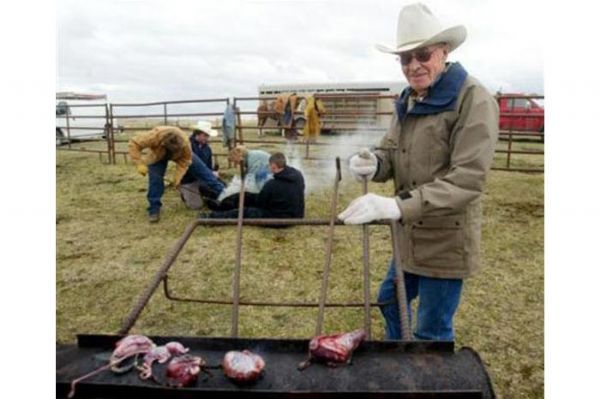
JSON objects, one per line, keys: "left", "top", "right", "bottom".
{"left": 496, "top": 93, "right": 544, "bottom": 137}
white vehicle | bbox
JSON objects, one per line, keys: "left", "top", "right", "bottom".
{"left": 56, "top": 92, "right": 120, "bottom": 146}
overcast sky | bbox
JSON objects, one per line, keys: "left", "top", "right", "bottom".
{"left": 57, "top": 0, "right": 543, "bottom": 104}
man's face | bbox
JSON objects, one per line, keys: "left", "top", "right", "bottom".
{"left": 269, "top": 162, "right": 282, "bottom": 174}
{"left": 399, "top": 44, "right": 448, "bottom": 95}
{"left": 195, "top": 132, "right": 209, "bottom": 145}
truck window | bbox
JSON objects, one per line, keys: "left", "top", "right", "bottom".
{"left": 513, "top": 98, "right": 528, "bottom": 108}
{"left": 56, "top": 101, "right": 69, "bottom": 116}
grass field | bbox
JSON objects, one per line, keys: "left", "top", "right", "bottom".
{"left": 56, "top": 130, "right": 544, "bottom": 398}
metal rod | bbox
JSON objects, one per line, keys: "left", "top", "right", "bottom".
{"left": 494, "top": 149, "right": 544, "bottom": 155}
{"left": 305, "top": 137, "right": 310, "bottom": 158}
{"left": 237, "top": 110, "right": 393, "bottom": 116}
{"left": 315, "top": 157, "right": 342, "bottom": 336}
{"left": 506, "top": 133, "right": 513, "bottom": 169}
{"left": 235, "top": 105, "right": 244, "bottom": 145}
{"left": 109, "top": 104, "right": 116, "bottom": 165}
{"left": 57, "top": 148, "right": 110, "bottom": 154}
{"left": 114, "top": 125, "right": 225, "bottom": 132}
{"left": 229, "top": 138, "right": 379, "bottom": 147}
{"left": 163, "top": 275, "right": 395, "bottom": 307}
{"left": 111, "top": 112, "right": 226, "bottom": 119}
{"left": 67, "top": 354, "right": 144, "bottom": 399}
{"left": 491, "top": 167, "right": 543, "bottom": 173}
{"left": 506, "top": 100, "right": 515, "bottom": 169}
{"left": 118, "top": 220, "right": 199, "bottom": 334}
{"left": 193, "top": 218, "right": 389, "bottom": 226}
{"left": 235, "top": 126, "right": 387, "bottom": 132}
{"left": 58, "top": 114, "right": 109, "bottom": 119}
{"left": 233, "top": 94, "right": 398, "bottom": 101}
{"left": 56, "top": 126, "right": 114, "bottom": 130}
{"left": 111, "top": 98, "right": 230, "bottom": 107}
{"left": 65, "top": 110, "right": 71, "bottom": 149}
{"left": 105, "top": 104, "right": 112, "bottom": 165}
{"left": 231, "top": 160, "right": 246, "bottom": 338}
{"left": 390, "top": 220, "right": 412, "bottom": 341}
{"left": 361, "top": 178, "right": 371, "bottom": 339}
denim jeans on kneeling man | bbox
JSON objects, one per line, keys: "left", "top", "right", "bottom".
{"left": 147, "top": 153, "right": 225, "bottom": 215}
{"left": 377, "top": 260, "right": 463, "bottom": 341}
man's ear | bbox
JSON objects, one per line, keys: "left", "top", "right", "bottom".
{"left": 442, "top": 44, "right": 450, "bottom": 58}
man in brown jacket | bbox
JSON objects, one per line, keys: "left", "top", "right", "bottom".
{"left": 339, "top": 3, "right": 499, "bottom": 341}
{"left": 128, "top": 126, "right": 225, "bottom": 223}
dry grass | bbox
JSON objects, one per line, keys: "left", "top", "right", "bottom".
{"left": 56, "top": 131, "right": 543, "bottom": 398}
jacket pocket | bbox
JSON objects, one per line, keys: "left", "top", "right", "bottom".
{"left": 411, "top": 215, "right": 465, "bottom": 268}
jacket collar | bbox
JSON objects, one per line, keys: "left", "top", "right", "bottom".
{"left": 395, "top": 62, "right": 467, "bottom": 120}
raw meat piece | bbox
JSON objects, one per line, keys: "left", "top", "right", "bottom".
{"left": 222, "top": 350, "right": 265, "bottom": 383}
{"left": 138, "top": 341, "right": 189, "bottom": 380}
{"left": 298, "top": 329, "right": 366, "bottom": 370}
{"left": 166, "top": 355, "right": 206, "bottom": 388}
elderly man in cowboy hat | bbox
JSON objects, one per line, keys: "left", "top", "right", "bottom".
{"left": 339, "top": 3, "right": 499, "bottom": 341}
{"left": 128, "top": 122, "right": 225, "bottom": 223}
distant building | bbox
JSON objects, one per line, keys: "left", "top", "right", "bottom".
{"left": 258, "top": 81, "right": 406, "bottom": 133}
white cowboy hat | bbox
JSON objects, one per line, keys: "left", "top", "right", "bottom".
{"left": 375, "top": 3, "right": 467, "bottom": 54}
{"left": 193, "top": 120, "right": 218, "bottom": 137}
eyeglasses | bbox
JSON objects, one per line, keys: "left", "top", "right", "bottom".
{"left": 396, "top": 46, "right": 440, "bottom": 66}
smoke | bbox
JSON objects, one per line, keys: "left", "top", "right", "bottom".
{"left": 283, "top": 125, "right": 385, "bottom": 194}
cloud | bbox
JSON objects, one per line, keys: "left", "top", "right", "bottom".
{"left": 57, "top": 0, "right": 544, "bottom": 103}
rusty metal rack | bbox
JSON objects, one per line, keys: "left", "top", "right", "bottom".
{"left": 117, "top": 158, "right": 391, "bottom": 338}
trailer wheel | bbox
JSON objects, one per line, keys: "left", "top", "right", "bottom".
{"left": 56, "top": 128, "right": 67, "bottom": 146}
{"left": 294, "top": 117, "right": 306, "bottom": 131}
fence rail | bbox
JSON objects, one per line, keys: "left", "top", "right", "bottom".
{"left": 56, "top": 93, "right": 543, "bottom": 172}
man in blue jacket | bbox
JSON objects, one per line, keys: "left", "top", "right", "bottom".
{"left": 178, "top": 120, "right": 223, "bottom": 209}
{"left": 190, "top": 121, "right": 217, "bottom": 171}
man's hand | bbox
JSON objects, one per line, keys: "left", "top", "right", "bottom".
{"left": 348, "top": 148, "right": 377, "bottom": 182}
{"left": 338, "top": 193, "right": 402, "bottom": 224}
{"left": 136, "top": 164, "right": 148, "bottom": 176}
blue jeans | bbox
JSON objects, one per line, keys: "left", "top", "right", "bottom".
{"left": 377, "top": 260, "right": 463, "bottom": 341}
{"left": 147, "top": 153, "right": 225, "bottom": 215}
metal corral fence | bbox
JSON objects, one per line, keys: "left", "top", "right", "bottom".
{"left": 109, "top": 98, "right": 232, "bottom": 164}
{"left": 56, "top": 101, "right": 114, "bottom": 162}
{"left": 56, "top": 93, "right": 544, "bottom": 173}
{"left": 57, "top": 97, "right": 233, "bottom": 165}
{"left": 494, "top": 93, "right": 544, "bottom": 173}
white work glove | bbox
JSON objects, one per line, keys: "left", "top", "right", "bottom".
{"left": 348, "top": 148, "right": 378, "bottom": 182}
{"left": 338, "top": 193, "right": 402, "bottom": 224}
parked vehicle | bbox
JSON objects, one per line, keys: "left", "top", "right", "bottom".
{"left": 56, "top": 92, "right": 121, "bottom": 146}
{"left": 496, "top": 93, "right": 544, "bottom": 137}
